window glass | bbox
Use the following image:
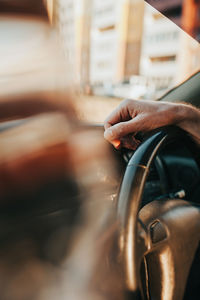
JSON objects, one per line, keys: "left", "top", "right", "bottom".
{"left": 55, "top": 0, "right": 200, "bottom": 123}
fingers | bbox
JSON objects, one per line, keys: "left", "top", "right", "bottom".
{"left": 103, "top": 99, "right": 182, "bottom": 150}
{"left": 104, "top": 99, "right": 134, "bottom": 130}
{"left": 104, "top": 100, "right": 132, "bottom": 148}
{"left": 120, "top": 135, "right": 141, "bottom": 150}
{"left": 104, "top": 116, "right": 142, "bottom": 142}
{"left": 111, "top": 139, "right": 121, "bottom": 149}
{"left": 104, "top": 108, "right": 122, "bottom": 130}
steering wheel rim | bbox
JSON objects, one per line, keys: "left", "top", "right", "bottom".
{"left": 117, "top": 126, "right": 195, "bottom": 295}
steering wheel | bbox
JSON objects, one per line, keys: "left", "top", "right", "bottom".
{"left": 117, "top": 126, "right": 200, "bottom": 300}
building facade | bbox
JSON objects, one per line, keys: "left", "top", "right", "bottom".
{"left": 90, "top": 0, "right": 118, "bottom": 85}
{"left": 145, "top": 0, "right": 200, "bottom": 41}
{"left": 53, "top": 0, "right": 92, "bottom": 88}
{"left": 53, "top": 0, "right": 200, "bottom": 97}
{"left": 90, "top": 0, "right": 144, "bottom": 86}
{"left": 140, "top": 3, "right": 181, "bottom": 92}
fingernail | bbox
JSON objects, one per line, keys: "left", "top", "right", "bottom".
{"left": 112, "top": 139, "right": 121, "bottom": 149}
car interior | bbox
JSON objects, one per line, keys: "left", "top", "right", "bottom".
{"left": 1, "top": 1, "right": 200, "bottom": 300}
{"left": 1, "top": 73, "right": 200, "bottom": 300}
{"left": 115, "top": 73, "right": 200, "bottom": 300}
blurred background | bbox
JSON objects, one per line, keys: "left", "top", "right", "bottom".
{"left": 47, "top": 0, "right": 200, "bottom": 122}
{"left": 0, "top": 1, "right": 200, "bottom": 299}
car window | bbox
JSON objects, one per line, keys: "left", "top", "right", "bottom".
{"left": 145, "top": 0, "right": 200, "bottom": 42}
{"left": 53, "top": 0, "right": 200, "bottom": 123}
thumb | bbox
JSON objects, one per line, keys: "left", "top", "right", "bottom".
{"left": 104, "top": 118, "right": 141, "bottom": 142}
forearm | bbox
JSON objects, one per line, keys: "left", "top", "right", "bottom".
{"left": 175, "top": 103, "right": 200, "bottom": 145}
{"left": 104, "top": 99, "right": 200, "bottom": 150}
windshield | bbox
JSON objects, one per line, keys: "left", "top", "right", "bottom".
{"left": 54, "top": 0, "right": 200, "bottom": 123}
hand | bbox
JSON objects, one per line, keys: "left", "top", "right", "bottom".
{"left": 104, "top": 99, "right": 200, "bottom": 150}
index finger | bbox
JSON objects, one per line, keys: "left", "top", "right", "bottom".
{"left": 104, "top": 107, "right": 121, "bottom": 130}
{"left": 104, "top": 100, "right": 131, "bottom": 130}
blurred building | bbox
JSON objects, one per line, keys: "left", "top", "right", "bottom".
{"left": 145, "top": 0, "right": 200, "bottom": 42}
{"left": 143, "top": 0, "right": 200, "bottom": 85}
{"left": 90, "top": 0, "right": 144, "bottom": 86}
{"left": 53, "top": 0, "right": 76, "bottom": 73}
{"left": 140, "top": 4, "right": 181, "bottom": 93}
{"left": 74, "top": 0, "right": 92, "bottom": 89}
{"left": 177, "top": 31, "right": 200, "bottom": 83}
{"left": 52, "top": 0, "right": 200, "bottom": 98}
{"left": 53, "top": 0, "right": 92, "bottom": 88}
{"left": 117, "top": 0, "right": 145, "bottom": 82}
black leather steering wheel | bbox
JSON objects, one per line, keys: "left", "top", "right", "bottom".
{"left": 117, "top": 126, "right": 200, "bottom": 300}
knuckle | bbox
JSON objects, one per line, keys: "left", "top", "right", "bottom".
{"left": 114, "top": 123, "right": 125, "bottom": 137}
{"left": 122, "top": 99, "right": 131, "bottom": 106}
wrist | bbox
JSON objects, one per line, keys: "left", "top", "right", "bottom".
{"left": 173, "top": 103, "right": 194, "bottom": 125}
{"left": 175, "top": 104, "right": 200, "bottom": 143}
